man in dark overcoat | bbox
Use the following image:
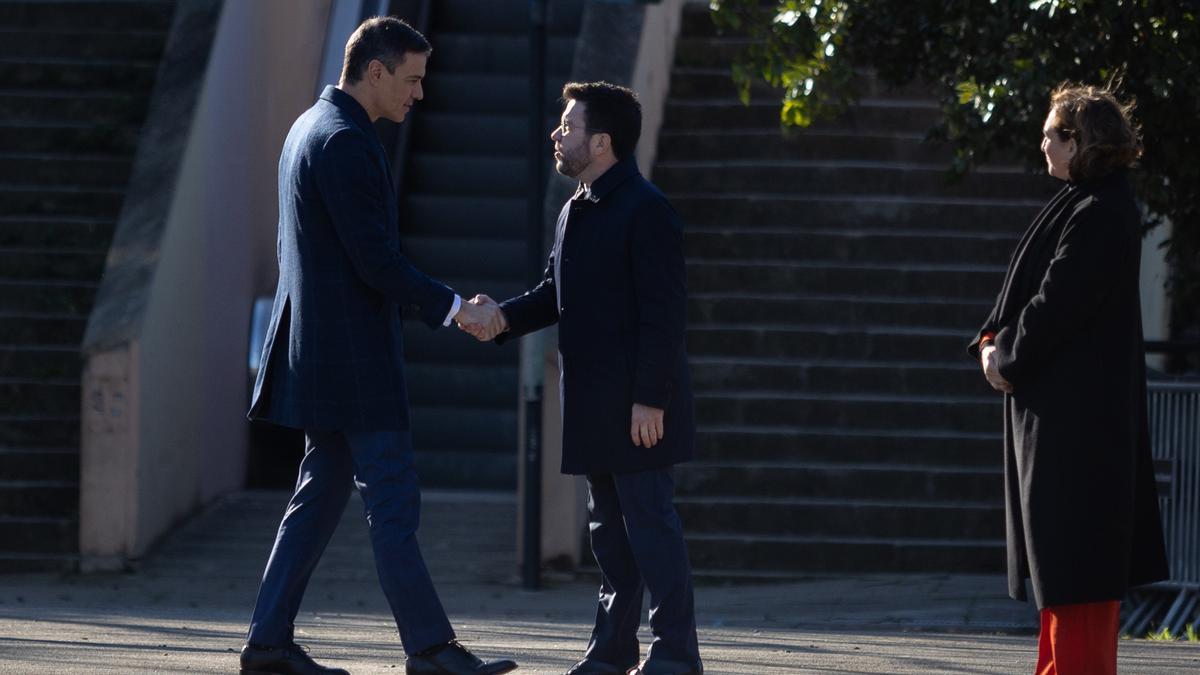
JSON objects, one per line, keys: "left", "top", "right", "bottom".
{"left": 966, "top": 89, "right": 1169, "bottom": 658}
{"left": 241, "top": 17, "right": 513, "bottom": 675}
{"left": 465, "top": 82, "right": 701, "bottom": 675}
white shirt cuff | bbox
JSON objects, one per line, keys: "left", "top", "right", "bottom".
{"left": 443, "top": 295, "right": 462, "bottom": 327}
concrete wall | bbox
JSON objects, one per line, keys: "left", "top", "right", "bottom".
{"left": 80, "top": 0, "right": 331, "bottom": 567}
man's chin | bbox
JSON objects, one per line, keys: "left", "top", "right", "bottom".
{"left": 554, "top": 160, "right": 578, "bottom": 178}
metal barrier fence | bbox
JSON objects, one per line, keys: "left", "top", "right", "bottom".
{"left": 1122, "top": 378, "right": 1200, "bottom": 636}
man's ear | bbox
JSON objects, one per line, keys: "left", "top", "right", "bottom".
{"left": 591, "top": 132, "right": 609, "bottom": 157}
{"left": 365, "top": 59, "right": 383, "bottom": 85}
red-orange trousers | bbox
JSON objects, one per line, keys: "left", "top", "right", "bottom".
{"left": 1035, "top": 600, "right": 1120, "bottom": 675}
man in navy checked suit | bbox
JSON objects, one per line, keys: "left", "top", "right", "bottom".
{"left": 241, "top": 18, "right": 514, "bottom": 675}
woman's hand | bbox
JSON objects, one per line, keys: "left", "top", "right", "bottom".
{"left": 981, "top": 345, "right": 1013, "bottom": 394}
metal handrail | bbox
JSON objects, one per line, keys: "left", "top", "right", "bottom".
{"left": 1123, "top": 377, "right": 1200, "bottom": 636}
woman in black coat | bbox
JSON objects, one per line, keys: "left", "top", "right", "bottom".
{"left": 967, "top": 83, "right": 1169, "bottom": 674}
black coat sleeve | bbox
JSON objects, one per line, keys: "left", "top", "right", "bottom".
{"left": 315, "top": 129, "right": 455, "bottom": 329}
{"left": 495, "top": 250, "right": 559, "bottom": 344}
{"left": 991, "top": 201, "right": 1132, "bottom": 386}
{"left": 630, "top": 196, "right": 687, "bottom": 409}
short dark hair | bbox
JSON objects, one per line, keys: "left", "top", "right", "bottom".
{"left": 341, "top": 16, "right": 431, "bottom": 85}
{"left": 562, "top": 81, "right": 642, "bottom": 161}
{"left": 1050, "top": 82, "right": 1142, "bottom": 183}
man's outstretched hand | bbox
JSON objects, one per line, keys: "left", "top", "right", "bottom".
{"left": 456, "top": 294, "right": 508, "bottom": 341}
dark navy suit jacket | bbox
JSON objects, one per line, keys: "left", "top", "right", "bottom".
{"left": 497, "top": 159, "right": 695, "bottom": 475}
{"left": 248, "top": 86, "right": 455, "bottom": 431}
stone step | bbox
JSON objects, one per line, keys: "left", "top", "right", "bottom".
{"left": 0, "top": 480, "right": 78, "bottom": 518}
{"left": 0, "top": 279, "right": 97, "bottom": 313}
{"left": 0, "top": 378, "right": 79, "bottom": 416}
{"left": 0, "top": 27, "right": 166, "bottom": 60}
{"left": 676, "top": 461, "right": 1002, "bottom": 502}
{"left": 693, "top": 391, "right": 998, "bottom": 434}
{"left": 670, "top": 40, "right": 936, "bottom": 100}
{"left": 684, "top": 532, "right": 1004, "bottom": 574}
{"left": 668, "top": 67, "right": 940, "bottom": 104}
{"left": 407, "top": 153, "right": 530, "bottom": 197}
{"left": 677, "top": 497, "right": 1004, "bottom": 540}
{"left": 403, "top": 195, "right": 526, "bottom": 239}
{"left": 0, "top": 552, "right": 77, "bottom": 573}
{"left": 0, "top": 447, "right": 78, "bottom": 482}
{"left": 655, "top": 129, "right": 954, "bottom": 164}
{"left": 687, "top": 324, "right": 976, "bottom": 362}
{"left": 0, "top": 1, "right": 175, "bottom": 32}
{"left": 0, "top": 345, "right": 81, "bottom": 379}
{"left": 678, "top": 4, "right": 727, "bottom": 39}
{"left": 694, "top": 426, "right": 1001, "bottom": 465}
{"left": 686, "top": 260, "right": 1004, "bottom": 299}
{"left": 0, "top": 216, "right": 115, "bottom": 249}
{"left": 431, "top": 0, "right": 584, "bottom": 35}
{"left": 688, "top": 357, "right": 991, "bottom": 398}
{"left": 404, "top": 235, "right": 527, "bottom": 280}
{"left": 0, "top": 122, "right": 141, "bottom": 154}
{"left": 0, "top": 414, "right": 79, "bottom": 447}
{"left": 406, "top": 363, "right": 518, "bottom": 407}
{"left": 0, "top": 312, "right": 90, "bottom": 346}
{"left": 413, "top": 449, "right": 516, "bottom": 490}
{"left": 410, "top": 111, "right": 562, "bottom": 155}
{"left": 421, "top": 74, "right": 578, "bottom": 115}
{"left": 0, "top": 57, "right": 159, "bottom": 92}
{"left": 657, "top": 160, "right": 1052, "bottom": 200}
{"left": 409, "top": 404, "right": 516, "bottom": 455}
{"left": 0, "top": 91, "right": 150, "bottom": 126}
{"left": 0, "top": 247, "right": 106, "bottom": 281}
{"left": 0, "top": 185, "right": 126, "bottom": 217}
{"left": 687, "top": 293, "right": 990, "bottom": 330}
{"left": 673, "top": 195, "right": 1041, "bottom": 232}
{"left": 427, "top": 33, "right": 578, "bottom": 74}
{"left": 0, "top": 516, "right": 76, "bottom": 554}
{"left": 663, "top": 98, "right": 940, "bottom": 134}
{"left": 0, "top": 153, "right": 132, "bottom": 189}
{"left": 683, "top": 227, "right": 1017, "bottom": 266}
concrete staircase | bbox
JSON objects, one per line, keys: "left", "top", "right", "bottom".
{"left": 0, "top": 0, "right": 174, "bottom": 571}
{"left": 661, "top": 5, "right": 1055, "bottom": 577}
{"left": 398, "top": 0, "right": 585, "bottom": 489}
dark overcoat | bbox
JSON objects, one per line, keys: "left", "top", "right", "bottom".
{"left": 967, "top": 169, "right": 1169, "bottom": 608}
{"left": 497, "top": 159, "right": 695, "bottom": 475}
{"left": 248, "top": 86, "right": 455, "bottom": 431}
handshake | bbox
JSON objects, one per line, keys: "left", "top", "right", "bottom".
{"left": 454, "top": 294, "right": 508, "bottom": 341}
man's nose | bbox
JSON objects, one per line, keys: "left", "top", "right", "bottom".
{"left": 550, "top": 127, "right": 561, "bottom": 142}
{"left": 413, "top": 83, "right": 423, "bottom": 101}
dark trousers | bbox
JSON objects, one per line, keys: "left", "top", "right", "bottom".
{"left": 246, "top": 430, "right": 454, "bottom": 655}
{"left": 584, "top": 468, "right": 700, "bottom": 667}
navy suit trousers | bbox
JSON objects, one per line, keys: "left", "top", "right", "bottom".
{"left": 584, "top": 468, "right": 700, "bottom": 667}
{"left": 247, "top": 430, "right": 454, "bottom": 654}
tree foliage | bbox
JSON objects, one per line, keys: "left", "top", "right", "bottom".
{"left": 711, "top": 0, "right": 1200, "bottom": 358}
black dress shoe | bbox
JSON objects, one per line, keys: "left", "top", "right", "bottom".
{"left": 628, "top": 658, "right": 703, "bottom": 675}
{"left": 405, "top": 640, "right": 518, "bottom": 675}
{"left": 240, "top": 642, "right": 350, "bottom": 675}
{"left": 565, "top": 658, "right": 631, "bottom": 674}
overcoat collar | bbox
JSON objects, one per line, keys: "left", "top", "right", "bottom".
{"left": 320, "top": 85, "right": 377, "bottom": 138}
{"left": 574, "top": 158, "right": 640, "bottom": 203}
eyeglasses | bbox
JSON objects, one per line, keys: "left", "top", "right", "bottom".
{"left": 555, "top": 121, "right": 604, "bottom": 136}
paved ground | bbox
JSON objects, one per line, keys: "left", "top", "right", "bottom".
{"left": 0, "top": 490, "right": 1196, "bottom": 674}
